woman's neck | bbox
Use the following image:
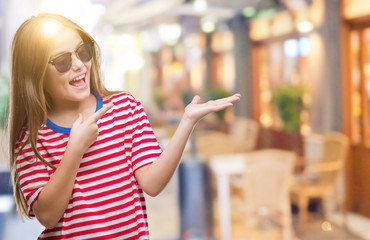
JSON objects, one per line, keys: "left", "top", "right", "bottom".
{"left": 47, "top": 93, "right": 96, "bottom": 128}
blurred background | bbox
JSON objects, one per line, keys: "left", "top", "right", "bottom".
{"left": 1, "top": 0, "right": 370, "bottom": 239}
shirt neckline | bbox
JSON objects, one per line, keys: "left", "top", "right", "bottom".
{"left": 46, "top": 92, "right": 103, "bottom": 134}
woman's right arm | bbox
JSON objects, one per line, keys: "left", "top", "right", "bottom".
{"left": 32, "top": 103, "right": 113, "bottom": 229}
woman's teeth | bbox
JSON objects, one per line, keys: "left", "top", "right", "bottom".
{"left": 71, "top": 74, "right": 85, "bottom": 82}
{"left": 69, "top": 74, "right": 87, "bottom": 88}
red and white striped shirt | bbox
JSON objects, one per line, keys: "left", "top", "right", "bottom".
{"left": 16, "top": 92, "right": 162, "bottom": 239}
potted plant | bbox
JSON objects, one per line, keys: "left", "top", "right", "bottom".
{"left": 0, "top": 74, "right": 9, "bottom": 128}
{"left": 271, "top": 82, "right": 306, "bottom": 133}
{"left": 206, "top": 87, "right": 231, "bottom": 132}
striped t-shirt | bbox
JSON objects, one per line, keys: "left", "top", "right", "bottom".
{"left": 16, "top": 92, "right": 162, "bottom": 239}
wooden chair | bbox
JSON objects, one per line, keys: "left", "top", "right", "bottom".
{"left": 195, "top": 117, "right": 260, "bottom": 161}
{"left": 195, "top": 131, "right": 242, "bottom": 160}
{"left": 290, "top": 132, "right": 349, "bottom": 234}
{"left": 239, "top": 149, "right": 296, "bottom": 240}
{"left": 230, "top": 117, "right": 260, "bottom": 152}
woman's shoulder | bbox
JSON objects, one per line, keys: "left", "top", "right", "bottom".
{"left": 16, "top": 123, "right": 54, "bottom": 148}
{"left": 103, "top": 91, "right": 139, "bottom": 105}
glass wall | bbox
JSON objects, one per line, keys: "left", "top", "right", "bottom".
{"left": 249, "top": 3, "right": 320, "bottom": 135}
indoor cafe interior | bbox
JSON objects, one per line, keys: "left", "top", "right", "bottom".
{"left": 0, "top": 0, "right": 370, "bottom": 239}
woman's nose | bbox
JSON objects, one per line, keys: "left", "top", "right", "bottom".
{"left": 71, "top": 53, "right": 84, "bottom": 71}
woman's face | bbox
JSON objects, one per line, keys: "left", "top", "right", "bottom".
{"left": 43, "top": 28, "right": 92, "bottom": 108}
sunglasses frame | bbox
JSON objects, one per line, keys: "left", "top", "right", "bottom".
{"left": 48, "top": 40, "right": 95, "bottom": 73}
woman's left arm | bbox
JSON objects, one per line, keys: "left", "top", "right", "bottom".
{"left": 134, "top": 94, "right": 240, "bottom": 196}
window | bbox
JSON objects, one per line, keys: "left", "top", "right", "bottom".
{"left": 349, "top": 27, "right": 370, "bottom": 147}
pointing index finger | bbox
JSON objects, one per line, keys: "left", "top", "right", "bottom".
{"left": 88, "top": 102, "right": 114, "bottom": 123}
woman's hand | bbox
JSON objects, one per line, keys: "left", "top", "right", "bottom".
{"left": 69, "top": 102, "right": 114, "bottom": 156}
{"left": 135, "top": 93, "right": 240, "bottom": 196}
{"left": 33, "top": 102, "right": 114, "bottom": 229}
{"left": 183, "top": 93, "right": 241, "bottom": 126}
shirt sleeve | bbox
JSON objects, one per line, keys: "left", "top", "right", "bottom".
{"left": 130, "top": 98, "right": 162, "bottom": 172}
{"left": 16, "top": 135, "right": 50, "bottom": 217}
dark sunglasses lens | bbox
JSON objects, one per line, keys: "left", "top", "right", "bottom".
{"left": 54, "top": 53, "right": 72, "bottom": 73}
{"left": 77, "top": 42, "right": 94, "bottom": 62}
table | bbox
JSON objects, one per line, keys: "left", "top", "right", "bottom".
{"left": 209, "top": 154, "right": 247, "bottom": 240}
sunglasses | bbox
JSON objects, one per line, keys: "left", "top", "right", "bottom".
{"left": 48, "top": 40, "right": 94, "bottom": 73}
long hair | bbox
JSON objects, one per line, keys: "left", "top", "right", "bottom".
{"left": 8, "top": 13, "right": 115, "bottom": 218}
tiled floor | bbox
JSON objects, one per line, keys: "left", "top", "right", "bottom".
{"left": 226, "top": 212, "right": 363, "bottom": 240}
{"left": 145, "top": 174, "right": 367, "bottom": 240}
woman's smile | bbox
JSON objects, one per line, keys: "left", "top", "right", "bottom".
{"left": 69, "top": 73, "right": 87, "bottom": 88}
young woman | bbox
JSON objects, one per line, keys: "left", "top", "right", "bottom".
{"left": 8, "top": 13, "right": 240, "bottom": 239}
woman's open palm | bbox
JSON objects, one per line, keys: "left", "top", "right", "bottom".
{"left": 183, "top": 93, "right": 241, "bottom": 125}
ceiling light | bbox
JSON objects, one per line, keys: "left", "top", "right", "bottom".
{"left": 193, "top": 0, "right": 207, "bottom": 12}
{"left": 297, "top": 21, "right": 313, "bottom": 33}
{"left": 159, "top": 24, "right": 182, "bottom": 46}
{"left": 201, "top": 16, "right": 217, "bottom": 33}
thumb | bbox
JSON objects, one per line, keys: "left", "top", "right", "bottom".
{"left": 191, "top": 95, "right": 201, "bottom": 105}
